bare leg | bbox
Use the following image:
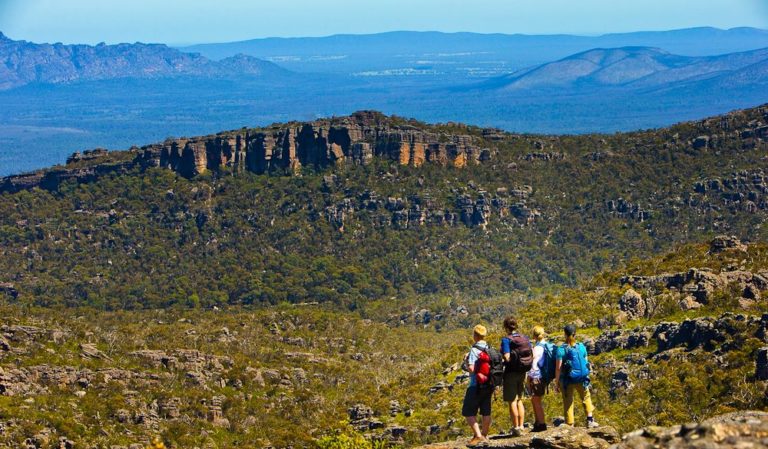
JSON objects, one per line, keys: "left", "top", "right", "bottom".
{"left": 508, "top": 401, "right": 518, "bottom": 427}
{"left": 516, "top": 400, "right": 525, "bottom": 428}
{"left": 481, "top": 415, "right": 492, "bottom": 437}
{"left": 466, "top": 416, "right": 483, "bottom": 438}
{"left": 531, "top": 395, "right": 545, "bottom": 424}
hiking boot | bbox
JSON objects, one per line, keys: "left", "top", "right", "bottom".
{"left": 510, "top": 427, "right": 522, "bottom": 437}
{"left": 587, "top": 420, "right": 600, "bottom": 428}
{"left": 532, "top": 423, "right": 548, "bottom": 432}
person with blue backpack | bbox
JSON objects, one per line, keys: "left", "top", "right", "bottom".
{"left": 528, "top": 325, "right": 556, "bottom": 432}
{"left": 554, "top": 324, "right": 599, "bottom": 428}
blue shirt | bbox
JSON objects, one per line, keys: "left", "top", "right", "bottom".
{"left": 467, "top": 340, "right": 488, "bottom": 387}
{"left": 500, "top": 332, "right": 530, "bottom": 356}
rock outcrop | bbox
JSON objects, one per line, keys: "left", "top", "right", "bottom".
{"left": 618, "top": 289, "right": 649, "bottom": 319}
{"left": 756, "top": 347, "right": 768, "bottom": 380}
{"left": 0, "top": 283, "right": 18, "bottom": 300}
{"left": 136, "top": 111, "right": 489, "bottom": 177}
{"left": 691, "top": 169, "right": 768, "bottom": 215}
{"left": 0, "top": 161, "right": 135, "bottom": 194}
{"left": 414, "top": 411, "right": 768, "bottom": 449}
{"left": 709, "top": 235, "right": 748, "bottom": 253}
{"left": 414, "top": 424, "right": 619, "bottom": 449}
{"left": 593, "top": 313, "right": 760, "bottom": 358}
{"left": 620, "top": 267, "right": 768, "bottom": 304}
{"left": 593, "top": 327, "right": 652, "bottom": 355}
{"left": 616, "top": 411, "right": 768, "bottom": 449}
{"left": 0, "top": 112, "right": 492, "bottom": 194}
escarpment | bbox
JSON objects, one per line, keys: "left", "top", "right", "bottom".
{"left": 137, "top": 111, "right": 489, "bottom": 177}
{"left": 0, "top": 111, "right": 490, "bottom": 194}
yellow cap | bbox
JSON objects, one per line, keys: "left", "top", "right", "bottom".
{"left": 473, "top": 324, "right": 487, "bottom": 337}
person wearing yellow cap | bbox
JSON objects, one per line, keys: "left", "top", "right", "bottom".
{"left": 461, "top": 324, "right": 492, "bottom": 445}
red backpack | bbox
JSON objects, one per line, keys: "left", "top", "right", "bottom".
{"left": 474, "top": 348, "right": 492, "bottom": 384}
{"left": 473, "top": 344, "right": 504, "bottom": 387}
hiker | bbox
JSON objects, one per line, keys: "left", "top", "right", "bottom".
{"left": 500, "top": 317, "right": 532, "bottom": 436}
{"left": 554, "top": 324, "right": 599, "bottom": 428}
{"left": 528, "top": 325, "right": 555, "bottom": 432}
{"left": 461, "top": 324, "right": 493, "bottom": 445}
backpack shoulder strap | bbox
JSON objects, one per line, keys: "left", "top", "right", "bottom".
{"left": 472, "top": 343, "right": 488, "bottom": 353}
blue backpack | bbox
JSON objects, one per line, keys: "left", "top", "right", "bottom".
{"left": 537, "top": 342, "right": 557, "bottom": 384}
{"left": 562, "top": 343, "right": 590, "bottom": 383}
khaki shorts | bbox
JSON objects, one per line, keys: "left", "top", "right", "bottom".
{"left": 503, "top": 370, "right": 526, "bottom": 402}
{"left": 528, "top": 377, "right": 546, "bottom": 397}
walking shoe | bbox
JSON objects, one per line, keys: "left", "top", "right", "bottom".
{"left": 510, "top": 427, "right": 522, "bottom": 437}
{"left": 587, "top": 420, "right": 600, "bottom": 428}
{"left": 532, "top": 423, "right": 548, "bottom": 432}
{"left": 468, "top": 436, "right": 485, "bottom": 446}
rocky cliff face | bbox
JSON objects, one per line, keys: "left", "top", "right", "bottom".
{"left": 0, "top": 160, "right": 135, "bottom": 194}
{"left": 0, "top": 111, "right": 490, "bottom": 194}
{"left": 136, "top": 111, "right": 490, "bottom": 177}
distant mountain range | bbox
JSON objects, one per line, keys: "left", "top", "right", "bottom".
{"left": 0, "top": 32, "right": 289, "bottom": 90}
{"left": 1, "top": 28, "right": 767, "bottom": 177}
{"left": 180, "top": 27, "right": 768, "bottom": 75}
{"left": 479, "top": 46, "right": 768, "bottom": 91}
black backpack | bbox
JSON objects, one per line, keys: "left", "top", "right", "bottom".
{"left": 474, "top": 344, "right": 504, "bottom": 388}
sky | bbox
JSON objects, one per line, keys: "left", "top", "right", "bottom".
{"left": 0, "top": 0, "right": 767, "bottom": 45}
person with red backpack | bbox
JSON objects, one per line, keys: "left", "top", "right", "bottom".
{"left": 461, "top": 324, "right": 494, "bottom": 445}
{"left": 500, "top": 317, "right": 533, "bottom": 437}
{"left": 554, "top": 324, "right": 599, "bottom": 428}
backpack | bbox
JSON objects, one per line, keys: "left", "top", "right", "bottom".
{"left": 537, "top": 341, "right": 557, "bottom": 385}
{"left": 504, "top": 333, "right": 533, "bottom": 373}
{"left": 561, "top": 343, "right": 590, "bottom": 383}
{"left": 473, "top": 344, "right": 504, "bottom": 388}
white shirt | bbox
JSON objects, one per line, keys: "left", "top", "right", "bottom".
{"left": 528, "top": 341, "right": 545, "bottom": 379}
{"left": 467, "top": 340, "right": 488, "bottom": 387}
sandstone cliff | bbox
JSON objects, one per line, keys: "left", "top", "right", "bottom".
{"left": 136, "top": 110, "right": 490, "bottom": 176}
{"left": 0, "top": 111, "right": 491, "bottom": 194}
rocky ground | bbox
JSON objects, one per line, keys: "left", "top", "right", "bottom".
{"left": 416, "top": 411, "right": 768, "bottom": 449}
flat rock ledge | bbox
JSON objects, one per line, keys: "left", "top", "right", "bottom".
{"left": 415, "top": 411, "right": 768, "bottom": 449}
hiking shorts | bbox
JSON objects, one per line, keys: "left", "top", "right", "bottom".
{"left": 462, "top": 386, "right": 492, "bottom": 417}
{"left": 503, "top": 370, "right": 526, "bottom": 402}
{"left": 528, "top": 377, "right": 546, "bottom": 397}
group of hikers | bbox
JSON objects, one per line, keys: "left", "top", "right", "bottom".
{"left": 462, "top": 317, "right": 598, "bottom": 445}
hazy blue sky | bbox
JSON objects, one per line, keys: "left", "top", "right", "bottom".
{"left": 1, "top": 0, "right": 767, "bottom": 45}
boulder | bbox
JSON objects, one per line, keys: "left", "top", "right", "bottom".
{"left": 348, "top": 403, "right": 376, "bottom": 431}
{"left": 692, "top": 135, "right": 710, "bottom": 149}
{"left": 678, "top": 296, "right": 703, "bottom": 311}
{"left": 619, "top": 289, "right": 646, "bottom": 319}
{"left": 609, "top": 368, "right": 633, "bottom": 399}
{"left": 756, "top": 347, "right": 768, "bottom": 381}
{"left": 79, "top": 343, "right": 111, "bottom": 361}
{"left": 709, "top": 235, "right": 747, "bottom": 253}
{"left": 616, "top": 411, "right": 768, "bottom": 449}
{"left": 653, "top": 314, "right": 746, "bottom": 352}
{"left": 593, "top": 328, "right": 651, "bottom": 355}
{"left": 529, "top": 425, "right": 614, "bottom": 449}
{"left": 0, "top": 283, "right": 18, "bottom": 300}
{"left": 383, "top": 426, "right": 408, "bottom": 442}
{"left": 390, "top": 400, "right": 402, "bottom": 417}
